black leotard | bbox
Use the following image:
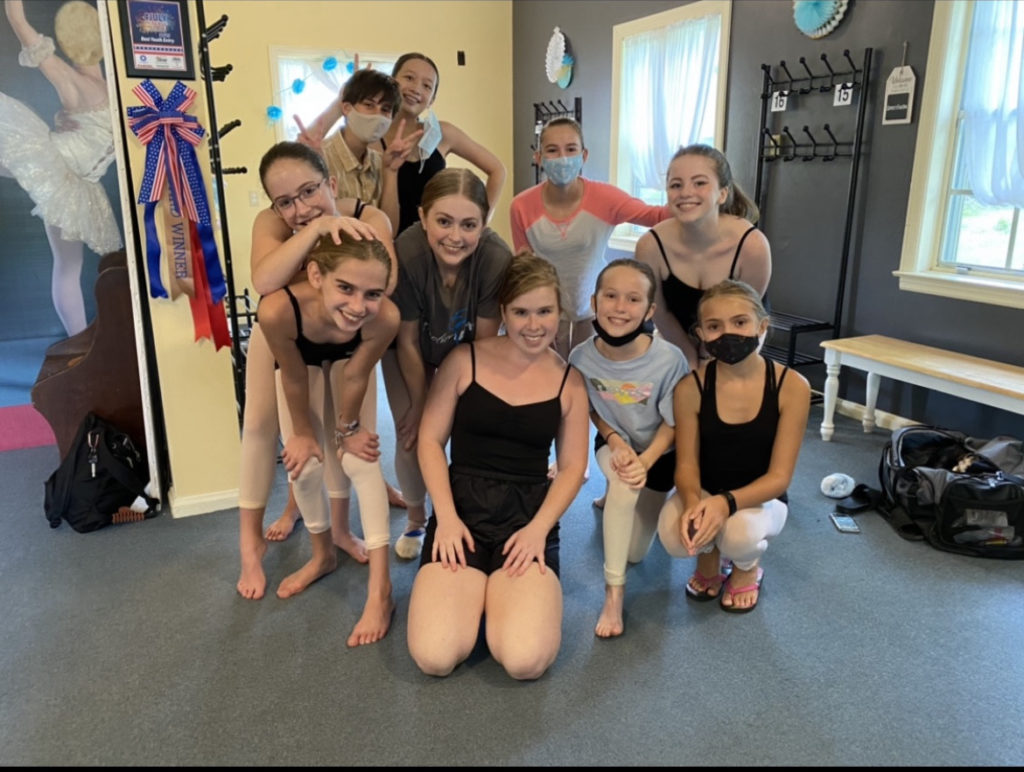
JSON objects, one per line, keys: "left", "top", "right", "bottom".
{"left": 652, "top": 225, "right": 756, "bottom": 336}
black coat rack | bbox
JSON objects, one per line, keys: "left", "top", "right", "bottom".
{"left": 195, "top": 2, "right": 247, "bottom": 424}
{"left": 754, "top": 48, "right": 872, "bottom": 368}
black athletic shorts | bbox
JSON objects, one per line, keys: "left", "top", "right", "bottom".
{"left": 420, "top": 467, "right": 560, "bottom": 577}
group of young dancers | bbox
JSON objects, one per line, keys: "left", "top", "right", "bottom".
{"left": 233, "top": 52, "right": 811, "bottom": 680}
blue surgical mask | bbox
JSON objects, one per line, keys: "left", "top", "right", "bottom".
{"left": 542, "top": 154, "right": 583, "bottom": 186}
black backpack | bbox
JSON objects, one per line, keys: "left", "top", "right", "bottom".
{"left": 43, "top": 412, "right": 158, "bottom": 533}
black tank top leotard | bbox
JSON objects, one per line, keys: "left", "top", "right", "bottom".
{"left": 652, "top": 225, "right": 756, "bottom": 336}
{"left": 694, "top": 356, "right": 789, "bottom": 503}
{"left": 449, "top": 343, "right": 571, "bottom": 481}
{"left": 275, "top": 285, "right": 362, "bottom": 368}
{"left": 382, "top": 138, "right": 446, "bottom": 235}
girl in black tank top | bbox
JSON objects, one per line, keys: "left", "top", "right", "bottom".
{"left": 656, "top": 279, "right": 810, "bottom": 615}
{"left": 258, "top": 233, "right": 403, "bottom": 647}
{"left": 406, "top": 252, "right": 590, "bottom": 681}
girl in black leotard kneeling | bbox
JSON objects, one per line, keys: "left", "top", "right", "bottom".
{"left": 407, "top": 252, "right": 590, "bottom": 680}
{"left": 657, "top": 280, "right": 809, "bottom": 614}
{"left": 635, "top": 144, "right": 772, "bottom": 369}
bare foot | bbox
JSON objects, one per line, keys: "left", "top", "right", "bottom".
{"left": 334, "top": 530, "right": 369, "bottom": 563}
{"left": 595, "top": 584, "right": 625, "bottom": 638}
{"left": 386, "top": 482, "right": 408, "bottom": 509}
{"left": 237, "top": 538, "right": 267, "bottom": 600}
{"left": 265, "top": 509, "right": 301, "bottom": 541}
{"left": 276, "top": 552, "right": 339, "bottom": 598}
{"left": 346, "top": 593, "right": 396, "bottom": 647}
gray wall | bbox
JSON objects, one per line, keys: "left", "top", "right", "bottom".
{"left": 513, "top": 0, "right": 1024, "bottom": 440}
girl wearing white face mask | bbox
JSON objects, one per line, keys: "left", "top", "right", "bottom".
{"left": 296, "top": 68, "right": 422, "bottom": 235}
{"left": 510, "top": 118, "right": 673, "bottom": 359}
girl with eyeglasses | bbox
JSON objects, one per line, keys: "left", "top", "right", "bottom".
{"left": 237, "top": 141, "right": 394, "bottom": 602}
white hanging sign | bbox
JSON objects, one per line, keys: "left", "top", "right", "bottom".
{"left": 882, "top": 65, "right": 915, "bottom": 125}
{"left": 770, "top": 91, "right": 788, "bottom": 112}
{"left": 833, "top": 82, "right": 853, "bottom": 107}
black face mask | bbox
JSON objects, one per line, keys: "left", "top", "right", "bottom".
{"left": 704, "top": 333, "right": 760, "bottom": 364}
{"left": 592, "top": 316, "right": 649, "bottom": 347}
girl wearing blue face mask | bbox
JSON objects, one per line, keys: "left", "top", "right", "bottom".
{"left": 510, "top": 118, "right": 673, "bottom": 359}
{"left": 657, "top": 279, "right": 809, "bottom": 614}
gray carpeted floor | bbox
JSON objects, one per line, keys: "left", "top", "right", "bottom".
{"left": 2, "top": 405, "right": 1022, "bottom": 766}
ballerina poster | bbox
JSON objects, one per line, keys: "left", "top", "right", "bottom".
{"left": 0, "top": 0, "right": 124, "bottom": 347}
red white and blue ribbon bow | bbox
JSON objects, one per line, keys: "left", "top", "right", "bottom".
{"left": 128, "top": 80, "right": 230, "bottom": 349}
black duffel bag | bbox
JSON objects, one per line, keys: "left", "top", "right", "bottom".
{"left": 871, "top": 425, "right": 1024, "bottom": 559}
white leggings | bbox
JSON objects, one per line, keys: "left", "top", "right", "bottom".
{"left": 657, "top": 491, "right": 788, "bottom": 571}
{"left": 274, "top": 359, "right": 389, "bottom": 549}
{"left": 379, "top": 348, "right": 427, "bottom": 508}
{"left": 238, "top": 324, "right": 376, "bottom": 509}
{"left": 596, "top": 445, "right": 667, "bottom": 586}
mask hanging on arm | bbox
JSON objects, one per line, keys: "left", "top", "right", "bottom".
{"left": 346, "top": 111, "right": 392, "bottom": 144}
{"left": 541, "top": 154, "right": 584, "bottom": 186}
{"left": 418, "top": 110, "right": 443, "bottom": 172}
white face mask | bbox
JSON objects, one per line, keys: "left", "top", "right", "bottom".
{"left": 346, "top": 110, "right": 392, "bottom": 144}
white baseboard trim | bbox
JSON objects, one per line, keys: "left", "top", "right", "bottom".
{"left": 812, "top": 389, "right": 918, "bottom": 433}
{"left": 167, "top": 487, "right": 239, "bottom": 518}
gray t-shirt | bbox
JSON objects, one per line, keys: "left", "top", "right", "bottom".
{"left": 568, "top": 334, "right": 690, "bottom": 452}
{"left": 394, "top": 224, "right": 512, "bottom": 368}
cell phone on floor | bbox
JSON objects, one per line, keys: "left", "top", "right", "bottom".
{"left": 830, "top": 512, "right": 861, "bottom": 533}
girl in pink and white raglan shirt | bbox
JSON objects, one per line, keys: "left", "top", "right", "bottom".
{"left": 510, "top": 117, "right": 671, "bottom": 358}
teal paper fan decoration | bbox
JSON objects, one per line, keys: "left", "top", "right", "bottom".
{"left": 793, "top": 0, "right": 848, "bottom": 39}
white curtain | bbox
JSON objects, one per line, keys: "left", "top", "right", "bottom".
{"left": 619, "top": 13, "right": 721, "bottom": 193}
{"left": 962, "top": 0, "right": 1024, "bottom": 207}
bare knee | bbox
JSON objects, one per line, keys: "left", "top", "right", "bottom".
{"left": 499, "top": 649, "right": 555, "bottom": 681}
{"left": 409, "top": 645, "right": 463, "bottom": 678}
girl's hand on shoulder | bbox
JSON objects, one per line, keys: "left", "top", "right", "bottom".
{"left": 382, "top": 118, "right": 425, "bottom": 171}
{"left": 501, "top": 522, "right": 548, "bottom": 577}
{"left": 433, "top": 517, "right": 474, "bottom": 571}
{"left": 337, "top": 427, "right": 380, "bottom": 463}
{"left": 282, "top": 434, "right": 323, "bottom": 478}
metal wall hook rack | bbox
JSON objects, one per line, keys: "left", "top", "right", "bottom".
{"left": 762, "top": 49, "right": 864, "bottom": 99}
{"left": 753, "top": 47, "right": 873, "bottom": 369}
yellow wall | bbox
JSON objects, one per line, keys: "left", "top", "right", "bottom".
{"left": 105, "top": 1, "right": 513, "bottom": 516}
{"left": 107, "top": 0, "right": 241, "bottom": 517}
{"left": 205, "top": 0, "right": 515, "bottom": 295}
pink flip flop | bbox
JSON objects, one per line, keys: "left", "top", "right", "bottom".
{"left": 719, "top": 567, "right": 765, "bottom": 613}
{"left": 685, "top": 569, "right": 727, "bottom": 602}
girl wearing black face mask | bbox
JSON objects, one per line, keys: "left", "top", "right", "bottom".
{"left": 657, "top": 279, "right": 810, "bottom": 614}
{"left": 567, "top": 259, "right": 690, "bottom": 638}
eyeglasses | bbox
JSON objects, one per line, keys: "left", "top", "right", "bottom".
{"left": 272, "top": 178, "right": 327, "bottom": 214}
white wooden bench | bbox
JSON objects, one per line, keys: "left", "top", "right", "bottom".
{"left": 819, "top": 334, "right": 1024, "bottom": 441}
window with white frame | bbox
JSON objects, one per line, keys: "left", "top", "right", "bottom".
{"left": 608, "top": 1, "right": 732, "bottom": 250}
{"left": 898, "top": 0, "right": 1024, "bottom": 309}
{"left": 269, "top": 48, "right": 398, "bottom": 143}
